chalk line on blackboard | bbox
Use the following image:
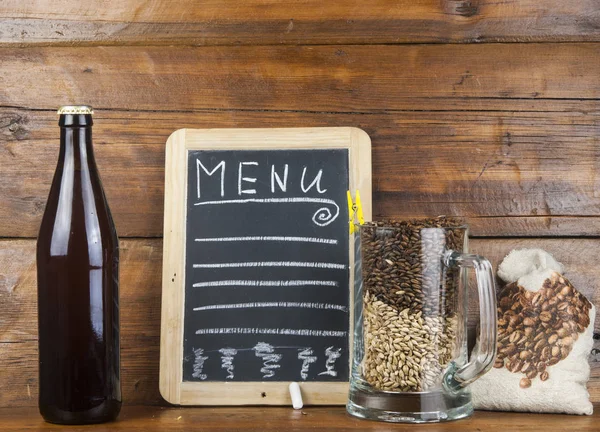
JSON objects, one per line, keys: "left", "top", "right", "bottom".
{"left": 193, "top": 261, "right": 346, "bottom": 270}
{"left": 192, "top": 280, "right": 338, "bottom": 288}
{"left": 194, "top": 236, "right": 338, "bottom": 245}
{"left": 193, "top": 302, "right": 348, "bottom": 312}
{"left": 196, "top": 345, "right": 306, "bottom": 355}
{"left": 195, "top": 328, "right": 347, "bottom": 337}
{"left": 193, "top": 197, "right": 340, "bottom": 227}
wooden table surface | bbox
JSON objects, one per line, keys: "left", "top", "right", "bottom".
{"left": 1, "top": 406, "right": 598, "bottom": 431}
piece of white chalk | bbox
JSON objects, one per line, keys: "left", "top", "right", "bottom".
{"left": 289, "top": 382, "right": 303, "bottom": 409}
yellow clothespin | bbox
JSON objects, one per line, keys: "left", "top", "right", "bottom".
{"left": 347, "top": 190, "right": 356, "bottom": 234}
{"left": 355, "top": 190, "right": 365, "bottom": 226}
{"left": 347, "top": 190, "right": 365, "bottom": 234}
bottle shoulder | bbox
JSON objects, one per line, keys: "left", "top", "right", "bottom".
{"left": 37, "top": 188, "right": 118, "bottom": 260}
{"left": 39, "top": 128, "right": 118, "bottom": 258}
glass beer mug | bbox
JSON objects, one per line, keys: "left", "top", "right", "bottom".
{"left": 347, "top": 220, "right": 497, "bottom": 422}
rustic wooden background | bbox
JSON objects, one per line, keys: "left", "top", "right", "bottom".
{"left": 1, "top": 1, "right": 599, "bottom": 408}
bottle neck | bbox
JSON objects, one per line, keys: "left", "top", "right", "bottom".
{"left": 59, "top": 125, "right": 96, "bottom": 171}
{"left": 45, "top": 114, "right": 102, "bottom": 258}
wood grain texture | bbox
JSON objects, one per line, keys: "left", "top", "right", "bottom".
{"left": 1, "top": 238, "right": 600, "bottom": 407}
{"left": 1, "top": 44, "right": 599, "bottom": 113}
{"left": 1, "top": 0, "right": 598, "bottom": 422}
{"left": 0, "top": 239, "right": 163, "bottom": 407}
{"left": 0, "top": 1, "right": 599, "bottom": 46}
{"left": 0, "top": 406, "right": 599, "bottom": 431}
{"left": 159, "top": 129, "right": 186, "bottom": 405}
{"left": 2, "top": 108, "right": 599, "bottom": 238}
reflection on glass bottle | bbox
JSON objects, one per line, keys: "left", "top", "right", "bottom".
{"left": 37, "top": 106, "right": 121, "bottom": 425}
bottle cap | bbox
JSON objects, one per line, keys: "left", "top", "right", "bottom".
{"left": 57, "top": 105, "right": 94, "bottom": 115}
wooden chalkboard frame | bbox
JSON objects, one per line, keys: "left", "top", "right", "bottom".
{"left": 160, "top": 127, "right": 372, "bottom": 405}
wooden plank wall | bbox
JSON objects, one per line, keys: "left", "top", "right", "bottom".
{"left": 1, "top": 1, "right": 599, "bottom": 407}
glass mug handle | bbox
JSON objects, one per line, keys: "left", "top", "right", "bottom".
{"left": 443, "top": 250, "right": 497, "bottom": 391}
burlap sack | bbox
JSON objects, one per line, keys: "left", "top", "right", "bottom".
{"left": 472, "top": 249, "right": 595, "bottom": 415}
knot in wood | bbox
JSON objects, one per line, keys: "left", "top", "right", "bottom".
{"left": 443, "top": 0, "right": 479, "bottom": 18}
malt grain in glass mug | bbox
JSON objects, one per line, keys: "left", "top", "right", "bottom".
{"left": 347, "top": 220, "right": 497, "bottom": 422}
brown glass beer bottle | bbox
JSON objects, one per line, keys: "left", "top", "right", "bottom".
{"left": 36, "top": 106, "right": 121, "bottom": 424}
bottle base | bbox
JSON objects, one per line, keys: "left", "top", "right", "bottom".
{"left": 346, "top": 386, "right": 472, "bottom": 423}
{"left": 40, "top": 399, "right": 121, "bottom": 425}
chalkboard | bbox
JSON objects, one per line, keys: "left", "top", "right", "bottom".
{"left": 184, "top": 148, "right": 350, "bottom": 383}
{"left": 160, "top": 128, "right": 371, "bottom": 405}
